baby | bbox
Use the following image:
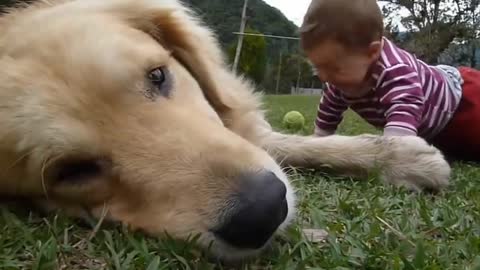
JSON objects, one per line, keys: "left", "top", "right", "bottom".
{"left": 299, "top": 0, "right": 480, "bottom": 162}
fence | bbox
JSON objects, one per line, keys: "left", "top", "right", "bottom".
{"left": 229, "top": 31, "right": 325, "bottom": 95}
{"left": 291, "top": 87, "right": 323, "bottom": 96}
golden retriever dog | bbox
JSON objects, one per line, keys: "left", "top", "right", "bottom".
{"left": 0, "top": 0, "right": 450, "bottom": 261}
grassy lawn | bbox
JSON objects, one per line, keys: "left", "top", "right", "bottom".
{"left": 1, "top": 95, "right": 480, "bottom": 269}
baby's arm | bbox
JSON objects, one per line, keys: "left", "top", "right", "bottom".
{"left": 377, "top": 64, "right": 425, "bottom": 137}
{"left": 314, "top": 84, "right": 348, "bottom": 136}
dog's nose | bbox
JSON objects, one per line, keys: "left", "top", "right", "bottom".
{"left": 214, "top": 171, "right": 288, "bottom": 249}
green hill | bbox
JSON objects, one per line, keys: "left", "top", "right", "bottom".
{"left": 183, "top": 0, "right": 320, "bottom": 93}
{"left": 182, "top": 0, "right": 299, "bottom": 55}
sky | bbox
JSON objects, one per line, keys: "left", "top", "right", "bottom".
{"left": 263, "top": 0, "right": 311, "bottom": 27}
{"left": 263, "top": 0, "right": 408, "bottom": 30}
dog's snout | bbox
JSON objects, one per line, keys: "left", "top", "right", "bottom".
{"left": 214, "top": 171, "right": 288, "bottom": 249}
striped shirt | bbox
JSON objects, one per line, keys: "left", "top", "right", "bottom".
{"left": 315, "top": 37, "right": 463, "bottom": 139}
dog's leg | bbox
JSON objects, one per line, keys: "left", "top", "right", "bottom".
{"left": 259, "top": 131, "right": 451, "bottom": 192}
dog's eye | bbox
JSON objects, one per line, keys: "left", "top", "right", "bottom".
{"left": 147, "top": 67, "right": 171, "bottom": 99}
{"left": 149, "top": 67, "right": 165, "bottom": 85}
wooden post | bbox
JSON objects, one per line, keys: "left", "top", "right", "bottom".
{"left": 232, "top": 0, "right": 249, "bottom": 72}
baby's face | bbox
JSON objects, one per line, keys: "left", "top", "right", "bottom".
{"left": 307, "top": 39, "right": 382, "bottom": 97}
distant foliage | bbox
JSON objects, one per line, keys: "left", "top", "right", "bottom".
{"left": 228, "top": 27, "right": 267, "bottom": 85}
{"left": 382, "top": 0, "right": 480, "bottom": 67}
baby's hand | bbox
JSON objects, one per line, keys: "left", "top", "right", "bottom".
{"left": 314, "top": 126, "right": 334, "bottom": 137}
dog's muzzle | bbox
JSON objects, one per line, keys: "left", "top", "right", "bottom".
{"left": 212, "top": 170, "right": 288, "bottom": 249}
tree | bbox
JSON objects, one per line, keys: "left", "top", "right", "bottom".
{"left": 227, "top": 27, "right": 267, "bottom": 85}
{"left": 382, "top": 0, "right": 480, "bottom": 64}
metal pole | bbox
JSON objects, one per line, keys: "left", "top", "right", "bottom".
{"left": 232, "top": 0, "right": 249, "bottom": 72}
{"left": 275, "top": 50, "right": 283, "bottom": 94}
{"left": 296, "top": 60, "right": 302, "bottom": 93}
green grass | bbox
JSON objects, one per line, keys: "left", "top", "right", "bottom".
{"left": 2, "top": 95, "right": 480, "bottom": 269}
{"left": 262, "top": 95, "right": 381, "bottom": 136}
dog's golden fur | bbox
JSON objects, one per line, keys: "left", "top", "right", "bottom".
{"left": 0, "top": 0, "right": 451, "bottom": 260}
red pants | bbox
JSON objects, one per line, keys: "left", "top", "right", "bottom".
{"left": 429, "top": 67, "right": 480, "bottom": 162}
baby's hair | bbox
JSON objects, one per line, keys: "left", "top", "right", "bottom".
{"left": 299, "top": 0, "right": 384, "bottom": 51}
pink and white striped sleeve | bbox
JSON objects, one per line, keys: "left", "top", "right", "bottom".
{"left": 314, "top": 83, "right": 348, "bottom": 136}
{"left": 376, "top": 64, "right": 425, "bottom": 136}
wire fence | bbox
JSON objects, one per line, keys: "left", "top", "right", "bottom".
{"left": 228, "top": 31, "right": 325, "bottom": 96}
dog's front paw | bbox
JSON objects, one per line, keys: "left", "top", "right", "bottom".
{"left": 379, "top": 136, "right": 451, "bottom": 192}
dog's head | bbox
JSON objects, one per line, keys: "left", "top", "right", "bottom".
{"left": 0, "top": 0, "right": 295, "bottom": 260}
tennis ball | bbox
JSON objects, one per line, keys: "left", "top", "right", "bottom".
{"left": 282, "top": 111, "right": 305, "bottom": 131}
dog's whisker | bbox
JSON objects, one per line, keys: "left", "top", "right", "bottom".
{"left": 40, "top": 153, "right": 66, "bottom": 200}
{"left": 40, "top": 156, "right": 51, "bottom": 200}
{"left": 88, "top": 202, "right": 110, "bottom": 241}
{"left": 278, "top": 155, "right": 289, "bottom": 167}
{"left": 281, "top": 166, "right": 297, "bottom": 177}
{"left": 0, "top": 148, "right": 35, "bottom": 178}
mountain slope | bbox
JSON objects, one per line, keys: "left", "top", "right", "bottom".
{"left": 182, "top": 0, "right": 319, "bottom": 93}
{"left": 182, "top": 0, "right": 301, "bottom": 62}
